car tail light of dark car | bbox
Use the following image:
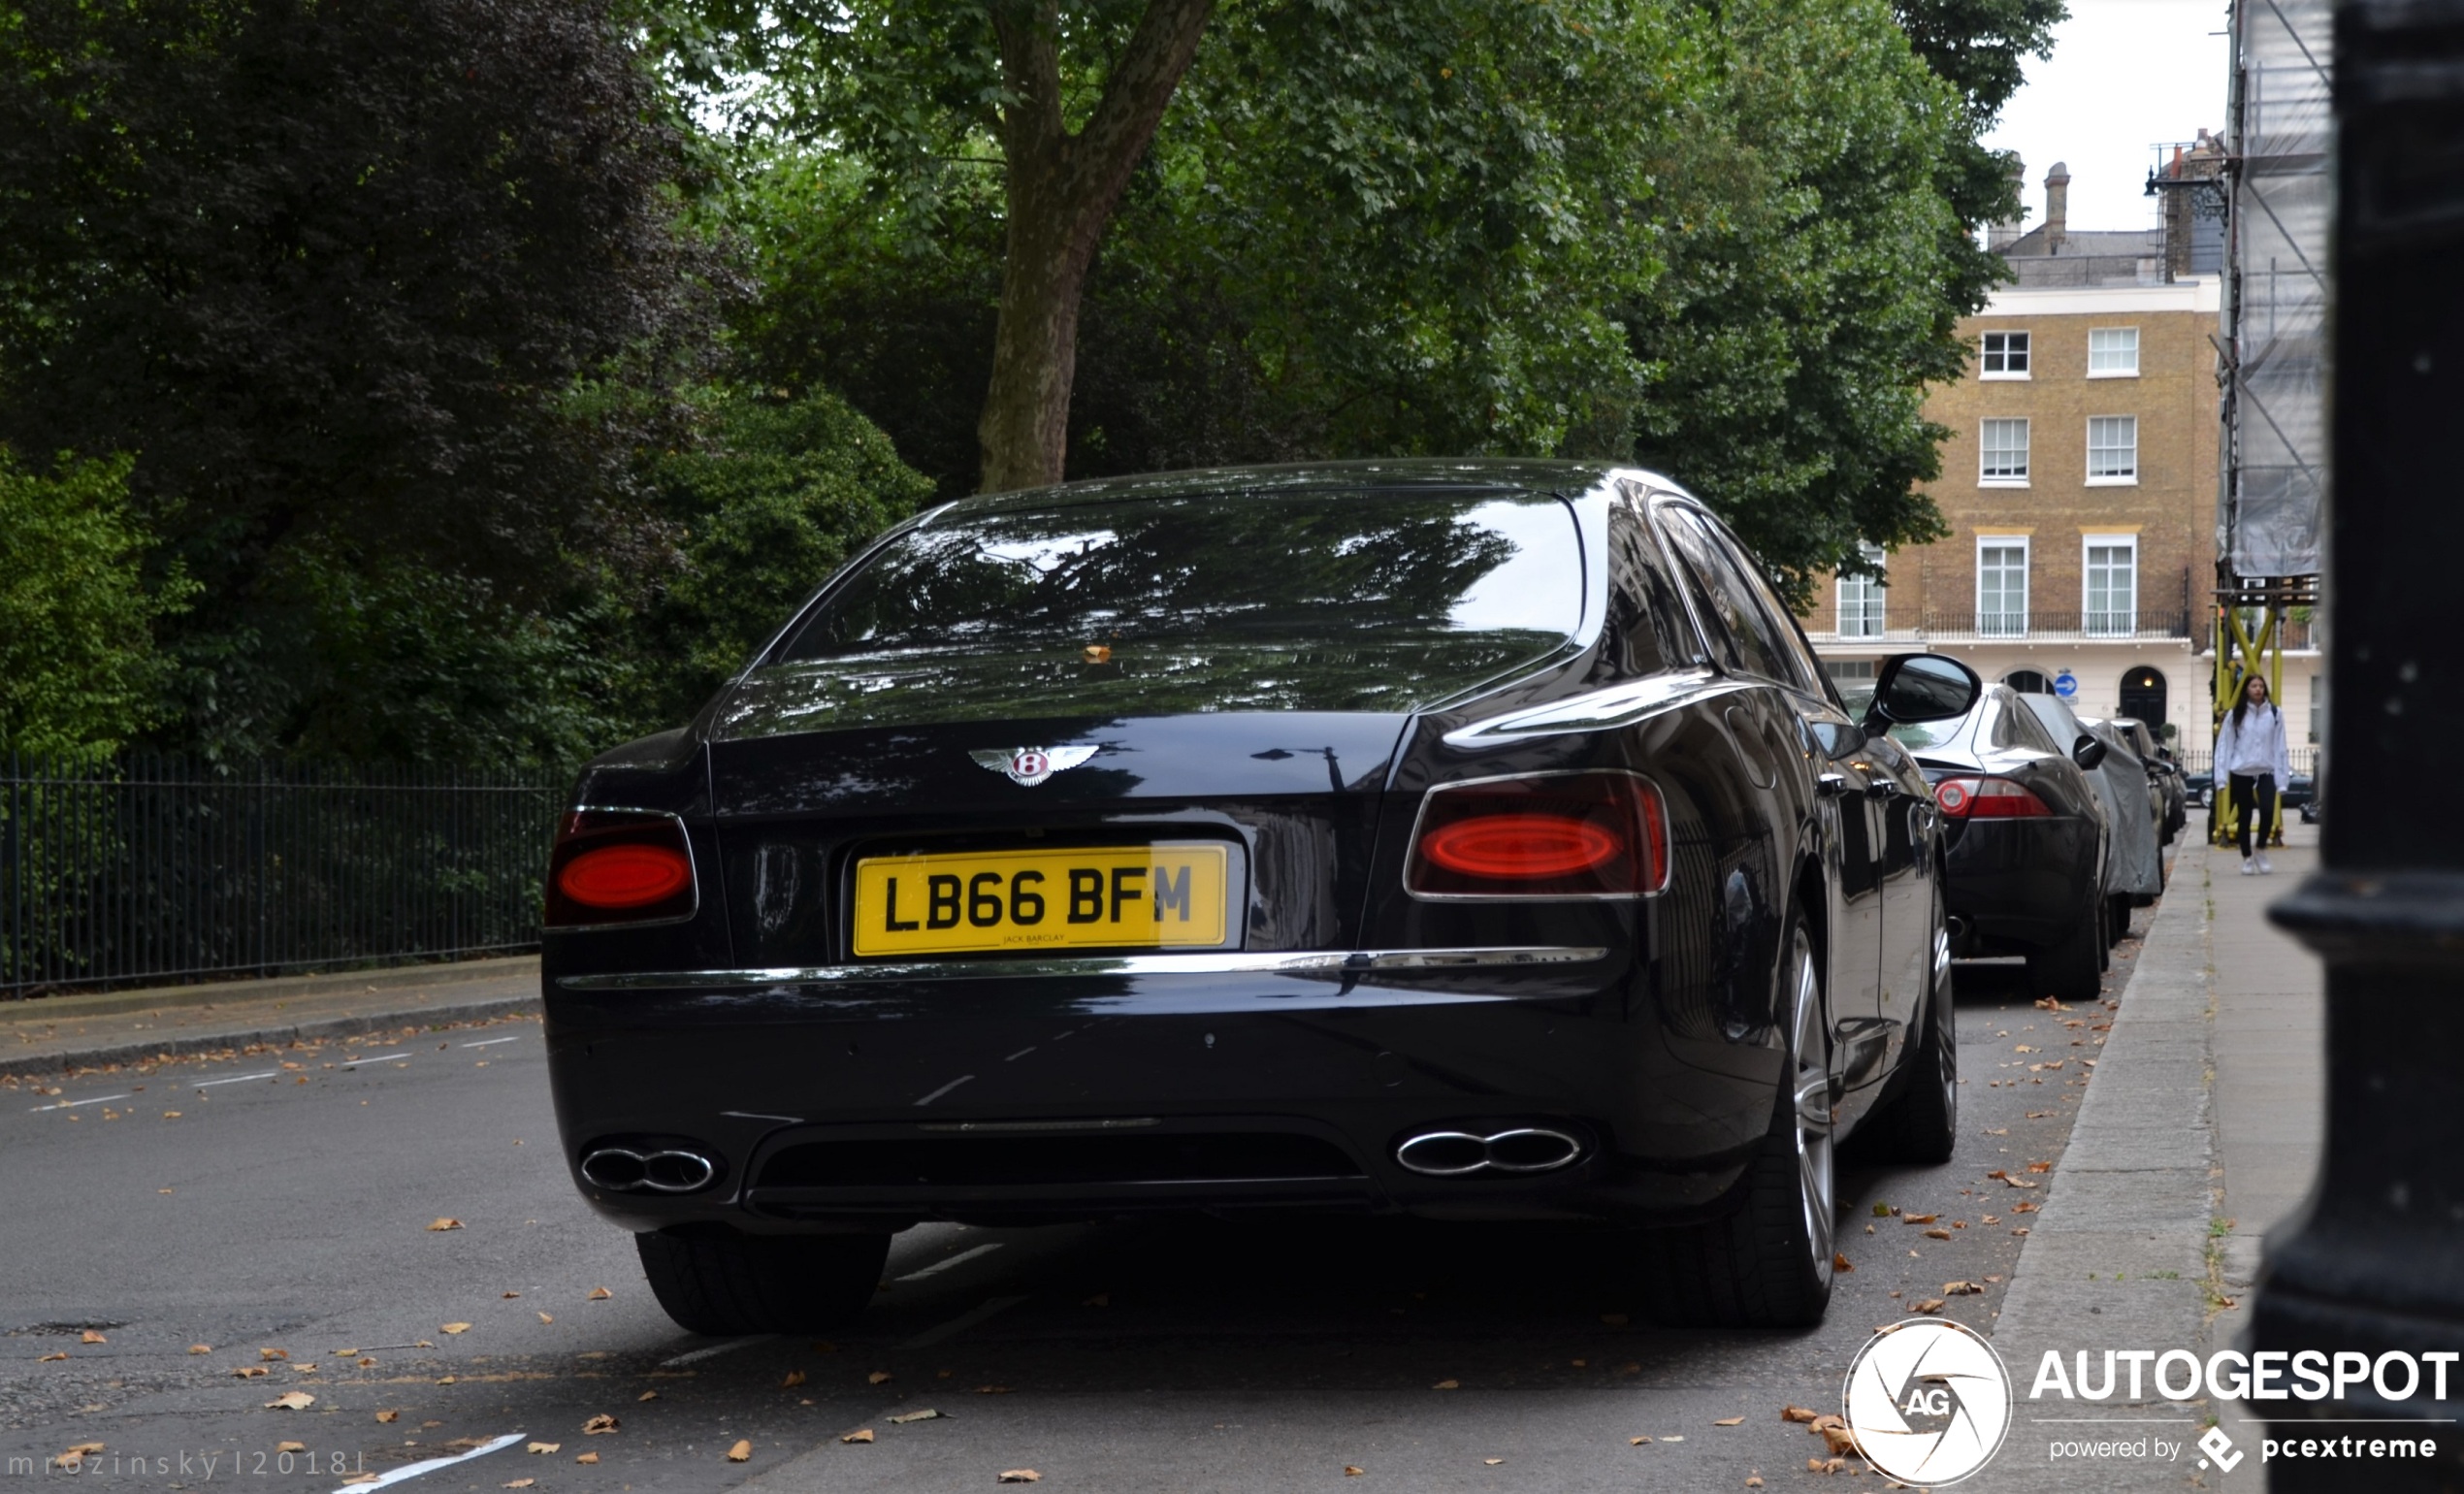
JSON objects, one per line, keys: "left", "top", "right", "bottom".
{"left": 1931, "top": 776, "right": 2052, "bottom": 820}
{"left": 546, "top": 809, "right": 697, "bottom": 927}
{"left": 1405, "top": 771, "right": 1670, "bottom": 898}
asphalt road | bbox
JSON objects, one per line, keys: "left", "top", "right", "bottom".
{"left": 1, "top": 923, "right": 2146, "bottom": 1492}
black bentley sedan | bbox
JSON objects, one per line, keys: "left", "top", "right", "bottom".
{"left": 542, "top": 461, "right": 1980, "bottom": 1334}
{"left": 1907, "top": 683, "right": 2112, "bottom": 1001}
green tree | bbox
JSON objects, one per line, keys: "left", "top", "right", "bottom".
{"left": 0, "top": 0, "right": 718, "bottom": 762}
{"left": 0, "top": 451, "right": 194, "bottom": 761}
{"left": 618, "top": 385, "right": 937, "bottom": 728}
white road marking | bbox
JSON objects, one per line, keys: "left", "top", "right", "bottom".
{"left": 1004, "top": 1046, "right": 1037, "bottom": 1061}
{"left": 345, "top": 1052, "right": 412, "bottom": 1066}
{"left": 914, "top": 1075, "right": 975, "bottom": 1106}
{"left": 898, "top": 1294, "right": 1029, "bottom": 1350}
{"left": 895, "top": 1243, "right": 1005, "bottom": 1282}
{"left": 194, "top": 1070, "right": 280, "bottom": 1089}
{"left": 325, "top": 1429, "right": 523, "bottom": 1490}
{"left": 660, "top": 1334, "right": 776, "bottom": 1367}
{"left": 31, "top": 1093, "right": 129, "bottom": 1112}
{"left": 462, "top": 1036, "right": 519, "bottom": 1048}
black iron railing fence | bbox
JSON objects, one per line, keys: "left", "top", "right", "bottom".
{"left": 1, "top": 755, "right": 568, "bottom": 997}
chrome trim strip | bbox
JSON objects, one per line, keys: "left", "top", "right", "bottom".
{"left": 1441, "top": 668, "right": 1752, "bottom": 746}
{"left": 554, "top": 945, "right": 1608, "bottom": 991}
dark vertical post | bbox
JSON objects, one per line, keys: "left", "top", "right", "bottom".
{"left": 2258, "top": 4, "right": 2464, "bottom": 1487}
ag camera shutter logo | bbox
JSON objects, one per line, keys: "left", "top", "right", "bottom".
{"left": 1843, "top": 1318, "right": 2013, "bottom": 1484}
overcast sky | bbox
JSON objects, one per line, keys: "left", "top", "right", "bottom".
{"left": 1980, "top": 0, "right": 2234, "bottom": 236}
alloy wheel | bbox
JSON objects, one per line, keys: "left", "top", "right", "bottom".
{"left": 1787, "top": 930, "right": 1836, "bottom": 1284}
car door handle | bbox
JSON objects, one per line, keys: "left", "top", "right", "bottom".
{"left": 1864, "top": 778, "right": 1899, "bottom": 800}
{"left": 1817, "top": 773, "right": 1854, "bottom": 797}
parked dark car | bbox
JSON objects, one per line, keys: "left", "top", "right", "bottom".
{"left": 2018, "top": 695, "right": 2159, "bottom": 943}
{"left": 541, "top": 461, "right": 1982, "bottom": 1335}
{"left": 2111, "top": 715, "right": 2188, "bottom": 844}
{"left": 1905, "top": 683, "right": 2111, "bottom": 1001}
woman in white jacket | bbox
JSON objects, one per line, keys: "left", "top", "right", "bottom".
{"left": 2213, "top": 674, "right": 2293, "bottom": 874}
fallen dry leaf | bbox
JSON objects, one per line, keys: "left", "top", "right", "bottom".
{"left": 80, "top": 1330, "right": 106, "bottom": 1345}
{"left": 427, "top": 1218, "right": 463, "bottom": 1232}
{"left": 1484, "top": 1457, "right": 1504, "bottom": 1465}
{"left": 588, "top": 1286, "right": 612, "bottom": 1300}
{"left": 37, "top": 1352, "right": 67, "bottom": 1363}
{"left": 636, "top": 1390, "right": 659, "bottom": 1402}
{"left": 440, "top": 1323, "right": 471, "bottom": 1335}
{"left": 841, "top": 1429, "right": 875, "bottom": 1445}
{"left": 1818, "top": 1423, "right": 1860, "bottom": 1456}
{"left": 1713, "top": 1415, "right": 1744, "bottom": 1426}
{"left": 1781, "top": 1406, "right": 1820, "bottom": 1424}
{"left": 503, "top": 1480, "right": 535, "bottom": 1489}
{"left": 527, "top": 1442, "right": 561, "bottom": 1454}
{"left": 1945, "top": 1281, "right": 1986, "bottom": 1296}
{"left": 1344, "top": 1468, "right": 1364, "bottom": 1478}
{"left": 1663, "top": 1435, "right": 1685, "bottom": 1444}
{"left": 188, "top": 1344, "right": 211, "bottom": 1355}
{"left": 260, "top": 1347, "right": 289, "bottom": 1361}
{"left": 264, "top": 1390, "right": 316, "bottom": 1411}
{"left": 436, "top": 1376, "right": 457, "bottom": 1385}
{"left": 375, "top": 1411, "right": 399, "bottom": 1424}
{"left": 232, "top": 1366, "right": 270, "bottom": 1379}
{"left": 61, "top": 1443, "right": 105, "bottom": 1458}
{"left": 889, "top": 1409, "right": 943, "bottom": 1424}
{"left": 726, "top": 1441, "right": 752, "bottom": 1463}
{"left": 1901, "top": 1214, "right": 1937, "bottom": 1225}
{"left": 2026, "top": 1161, "right": 2053, "bottom": 1173}
{"left": 1981, "top": 1215, "right": 2000, "bottom": 1225}
{"left": 867, "top": 1370, "right": 894, "bottom": 1385}
{"left": 1432, "top": 1379, "right": 1461, "bottom": 1390}
{"left": 1832, "top": 1252, "right": 1854, "bottom": 1273}
{"left": 1924, "top": 1228, "right": 1952, "bottom": 1241}
{"left": 1985, "top": 1170, "right": 2041, "bottom": 1189}
{"left": 536, "top": 1312, "right": 553, "bottom": 1325}
{"left": 1912, "top": 1298, "right": 1947, "bottom": 1315}
{"left": 2013, "top": 1200, "right": 2041, "bottom": 1214}
{"left": 582, "top": 1414, "right": 619, "bottom": 1434}
{"left": 999, "top": 1471, "right": 1042, "bottom": 1483}
{"left": 575, "top": 1452, "right": 599, "bottom": 1465}
{"left": 1745, "top": 1476, "right": 1764, "bottom": 1488}
{"left": 276, "top": 1442, "right": 308, "bottom": 1454}
{"left": 1630, "top": 1437, "right": 1651, "bottom": 1446}
{"left": 162, "top": 1111, "right": 181, "bottom": 1119}
{"left": 974, "top": 1384, "right": 1012, "bottom": 1394}
{"left": 782, "top": 1370, "right": 806, "bottom": 1388}
{"left": 503, "top": 1290, "right": 520, "bottom": 1298}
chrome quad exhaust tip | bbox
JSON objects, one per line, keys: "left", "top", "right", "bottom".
{"left": 580, "top": 1146, "right": 719, "bottom": 1193}
{"left": 1394, "top": 1124, "right": 1585, "bottom": 1178}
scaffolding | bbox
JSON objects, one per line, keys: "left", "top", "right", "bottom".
{"left": 2207, "top": 0, "right": 2330, "bottom": 842}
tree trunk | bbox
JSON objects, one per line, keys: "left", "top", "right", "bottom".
{"left": 977, "top": 0, "right": 1213, "bottom": 494}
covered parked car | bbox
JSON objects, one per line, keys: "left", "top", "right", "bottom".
{"left": 542, "top": 461, "right": 1983, "bottom": 1335}
{"left": 2111, "top": 715, "right": 2188, "bottom": 844}
{"left": 1907, "top": 683, "right": 2112, "bottom": 1001}
{"left": 2018, "top": 696, "right": 2160, "bottom": 941}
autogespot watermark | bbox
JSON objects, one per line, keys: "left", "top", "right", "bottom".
{"left": 1842, "top": 1323, "right": 2460, "bottom": 1481}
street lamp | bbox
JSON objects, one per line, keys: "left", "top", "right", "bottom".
{"left": 2254, "top": 4, "right": 2464, "bottom": 1489}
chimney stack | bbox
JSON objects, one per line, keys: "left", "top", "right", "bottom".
{"left": 1987, "top": 155, "right": 2026, "bottom": 249}
{"left": 2044, "top": 161, "right": 2071, "bottom": 250}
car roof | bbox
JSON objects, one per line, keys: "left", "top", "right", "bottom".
{"left": 924, "top": 458, "right": 1667, "bottom": 520}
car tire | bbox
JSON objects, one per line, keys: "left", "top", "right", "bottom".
{"left": 2106, "top": 893, "right": 2133, "bottom": 948}
{"left": 636, "top": 1228, "right": 891, "bottom": 1337}
{"left": 2028, "top": 888, "right": 2105, "bottom": 1004}
{"left": 1641, "top": 913, "right": 1834, "bottom": 1329}
{"left": 1858, "top": 883, "right": 1957, "bottom": 1165}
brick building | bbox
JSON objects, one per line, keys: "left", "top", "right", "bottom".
{"left": 1799, "top": 155, "right": 2318, "bottom": 757}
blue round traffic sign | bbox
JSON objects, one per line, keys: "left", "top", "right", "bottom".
{"left": 2053, "top": 671, "right": 2078, "bottom": 698}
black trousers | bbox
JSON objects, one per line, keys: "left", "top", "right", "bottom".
{"left": 2229, "top": 772, "right": 2277, "bottom": 857}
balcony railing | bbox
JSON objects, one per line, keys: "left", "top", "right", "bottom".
{"left": 1800, "top": 609, "right": 2198, "bottom": 645}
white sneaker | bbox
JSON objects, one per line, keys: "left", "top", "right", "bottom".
{"left": 2256, "top": 853, "right": 2274, "bottom": 875}
{"left": 2241, "top": 858, "right": 2256, "bottom": 876}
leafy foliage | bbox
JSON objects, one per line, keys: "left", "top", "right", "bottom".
{"left": 0, "top": 0, "right": 719, "bottom": 760}
{"left": 0, "top": 451, "right": 195, "bottom": 760}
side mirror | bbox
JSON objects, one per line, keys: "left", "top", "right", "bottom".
{"left": 2072, "top": 733, "right": 2108, "bottom": 770}
{"left": 2158, "top": 746, "right": 2175, "bottom": 763}
{"left": 1864, "top": 653, "right": 1982, "bottom": 729}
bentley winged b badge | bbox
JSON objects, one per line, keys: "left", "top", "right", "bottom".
{"left": 970, "top": 744, "right": 1102, "bottom": 787}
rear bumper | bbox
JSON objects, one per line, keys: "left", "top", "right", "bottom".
{"left": 1941, "top": 818, "right": 2096, "bottom": 952}
{"left": 543, "top": 955, "right": 1779, "bottom": 1233}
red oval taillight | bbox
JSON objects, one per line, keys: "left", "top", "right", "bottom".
{"left": 544, "top": 809, "right": 697, "bottom": 928}
{"left": 1420, "top": 814, "right": 1621, "bottom": 880}
{"left": 1405, "top": 772, "right": 1669, "bottom": 898}
{"left": 558, "top": 844, "right": 693, "bottom": 909}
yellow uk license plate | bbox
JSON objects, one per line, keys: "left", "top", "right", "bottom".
{"left": 851, "top": 842, "right": 1234, "bottom": 958}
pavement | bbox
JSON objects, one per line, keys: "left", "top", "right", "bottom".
{"left": 0, "top": 830, "right": 2326, "bottom": 1491}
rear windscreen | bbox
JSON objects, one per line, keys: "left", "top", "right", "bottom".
{"left": 723, "top": 490, "right": 1590, "bottom": 733}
